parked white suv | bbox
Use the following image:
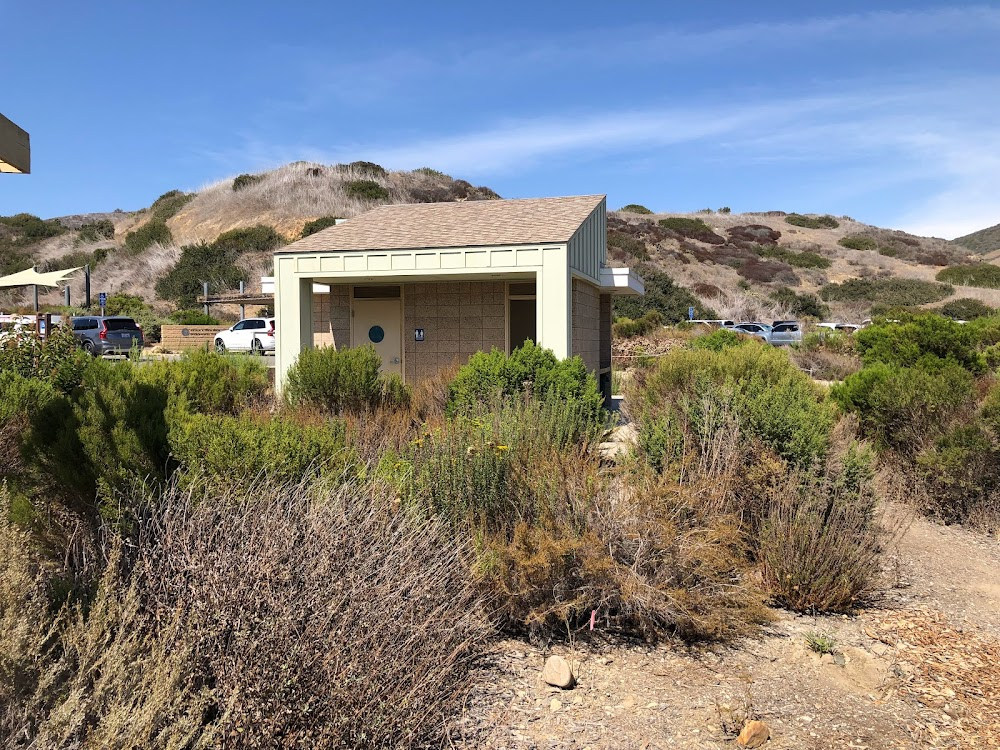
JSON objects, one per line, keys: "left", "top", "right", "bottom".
{"left": 214, "top": 318, "right": 275, "bottom": 354}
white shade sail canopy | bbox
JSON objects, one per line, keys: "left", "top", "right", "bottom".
{"left": 0, "top": 267, "right": 81, "bottom": 289}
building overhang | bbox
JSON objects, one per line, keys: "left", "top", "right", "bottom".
{"left": 0, "top": 114, "right": 30, "bottom": 174}
{"left": 599, "top": 267, "right": 644, "bottom": 296}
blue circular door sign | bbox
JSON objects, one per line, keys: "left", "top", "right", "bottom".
{"left": 368, "top": 325, "right": 385, "bottom": 343}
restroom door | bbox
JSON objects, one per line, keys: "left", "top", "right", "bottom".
{"left": 352, "top": 298, "right": 402, "bottom": 376}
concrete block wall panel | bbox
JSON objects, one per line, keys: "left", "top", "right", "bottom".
{"left": 403, "top": 280, "right": 505, "bottom": 382}
{"left": 571, "top": 278, "right": 601, "bottom": 374}
{"left": 600, "top": 293, "right": 612, "bottom": 370}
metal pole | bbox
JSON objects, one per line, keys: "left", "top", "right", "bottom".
{"left": 33, "top": 284, "right": 38, "bottom": 312}
{"left": 239, "top": 280, "right": 246, "bottom": 320}
{"left": 64, "top": 285, "right": 71, "bottom": 308}
{"left": 203, "top": 281, "right": 209, "bottom": 317}
{"left": 84, "top": 264, "right": 91, "bottom": 308}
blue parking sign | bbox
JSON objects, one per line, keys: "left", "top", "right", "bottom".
{"left": 688, "top": 306, "right": 695, "bottom": 320}
{"left": 99, "top": 292, "right": 107, "bottom": 307}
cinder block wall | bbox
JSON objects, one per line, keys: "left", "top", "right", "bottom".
{"left": 403, "top": 281, "right": 505, "bottom": 383}
{"left": 599, "top": 293, "right": 612, "bottom": 370}
{"left": 311, "top": 285, "right": 350, "bottom": 348}
{"left": 571, "top": 278, "right": 601, "bottom": 374}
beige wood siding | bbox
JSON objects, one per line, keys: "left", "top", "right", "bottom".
{"left": 403, "top": 281, "right": 506, "bottom": 383}
{"left": 572, "top": 278, "right": 602, "bottom": 374}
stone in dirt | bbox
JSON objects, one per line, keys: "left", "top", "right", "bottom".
{"left": 736, "top": 720, "right": 770, "bottom": 748}
{"left": 541, "top": 655, "right": 576, "bottom": 689}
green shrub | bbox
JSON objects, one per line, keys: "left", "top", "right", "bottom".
{"left": 838, "top": 235, "right": 879, "bottom": 252}
{"left": 338, "top": 161, "right": 388, "bottom": 178}
{"left": 72, "top": 360, "right": 171, "bottom": 508}
{"left": 754, "top": 245, "right": 831, "bottom": 269}
{"left": 413, "top": 166, "right": 449, "bottom": 178}
{"left": 148, "top": 190, "right": 194, "bottom": 222}
{"left": 168, "top": 411, "right": 352, "bottom": 485}
{"left": 937, "top": 298, "right": 995, "bottom": 321}
{"left": 613, "top": 310, "right": 663, "bottom": 338}
{"left": 769, "top": 287, "right": 829, "bottom": 318}
{"left": 916, "top": 423, "right": 999, "bottom": 525}
{"left": 212, "top": 224, "right": 286, "bottom": 253}
{"left": 634, "top": 345, "right": 835, "bottom": 468}
{"left": 167, "top": 309, "right": 221, "bottom": 325}
{"left": 447, "top": 341, "right": 604, "bottom": 424}
{"left": 284, "top": 345, "right": 410, "bottom": 414}
{"left": 657, "top": 217, "right": 724, "bottom": 244}
{"left": 607, "top": 230, "right": 650, "bottom": 260}
{"left": 614, "top": 269, "right": 716, "bottom": 323}
{"left": 619, "top": 204, "right": 652, "bottom": 214}
{"left": 832, "top": 361, "right": 975, "bottom": 451}
{"left": 0, "top": 326, "right": 90, "bottom": 394}
{"left": 123, "top": 220, "right": 172, "bottom": 254}
{"left": 155, "top": 241, "right": 248, "bottom": 308}
{"left": 0, "top": 213, "right": 66, "bottom": 242}
{"left": 140, "top": 349, "right": 268, "bottom": 415}
{"left": 301, "top": 215, "right": 341, "bottom": 238}
{"left": 820, "top": 278, "right": 953, "bottom": 306}
{"left": 853, "top": 314, "right": 984, "bottom": 373}
{"left": 690, "top": 328, "right": 746, "bottom": 351}
{"left": 77, "top": 219, "right": 115, "bottom": 243}
{"left": 344, "top": 179, "right": 390, "bottom": 201}
{"left": 936, "top": 263, "right": 1000, "bottom": 289}
{"left": 785, "top": 213, "right": 839, "bottom": 229}
{"left": 232, "top": 173, "right": 263, "bottom": 191}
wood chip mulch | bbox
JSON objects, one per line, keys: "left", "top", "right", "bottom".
{"left": 871, "top": 609, "right": 1000, "bottom": 748}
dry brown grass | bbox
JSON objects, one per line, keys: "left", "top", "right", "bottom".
{"left": 1, "top": 479, "right": 492, "bottom": 749}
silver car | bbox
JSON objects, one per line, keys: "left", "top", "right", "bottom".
{"left": 770, "top": 321, "right": 803, "bottom": 346}
{"left": 732, "top": 322, "right": 773, "bottom": 343}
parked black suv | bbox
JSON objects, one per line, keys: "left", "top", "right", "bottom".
{"left": 70, "top": 316, "right": 144, "bottom": 355}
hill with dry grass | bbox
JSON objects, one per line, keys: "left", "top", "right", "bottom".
{"left": 3, "top": 162, "right": 999, "bottom": 324}
{"left": 954, "top": 222, "right": 1000, "bottom": 257}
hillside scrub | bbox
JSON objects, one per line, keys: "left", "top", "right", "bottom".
{"left": 155, "top": 241, "right": 248, "bottom": 307}
{"left": 938, "top": 298, "right": 995, "bottom": 320}
{"left": 344, "top": 179, "right": 391, "bottom": 202}
{"left": 753, "top": 244, "right": 831, "bottom": 269}
{"left": 658, "top": 217, "right": 725, "bottom": 244}
{"left": 936, "top": 263, "right": 1000, "bottom": 289}
{"left": 123, "top": 219, "right": 172, "bottom": 254}
{"left": 614, "top": 269, "right": 717, "bottom": 324}
{"left": 820, "top": 278, "right": 954, "bottom": 306}
{"left": 619, "top": 203, "right": 653, "bottom": 214}
{"left": 785, "top": 213, "right": 840, "bottom": 229}
{"left": 769, "top": 286, "right": 830, "bottom": 318}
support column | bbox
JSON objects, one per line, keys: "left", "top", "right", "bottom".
{"left": 537, "top": 247, "right": 571, "bottom": 359}
{"left": 274, "top": 256, "right": 313, "bottom": 394}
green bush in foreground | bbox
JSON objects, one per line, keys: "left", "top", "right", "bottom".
{"left": 447, "top": 341, "right": 604, "bottom": 422}
{"left": 634, "top": 344, "right": 835, "bottom": 469}
{"left": 853, "top": 314, "right": 985, "bottom": 373}
{"left": 936, "top": 263, "right": 1000, "bottom": 289}
{"left": 284, "top": 345, "right": 410, "bottom": 414}
{"left": 832, "top": 361, "right": 975, "bottom": 450}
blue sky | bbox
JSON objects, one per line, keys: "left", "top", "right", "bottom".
{"left": 1, "top": 1, "right": 997, "bottom": 238}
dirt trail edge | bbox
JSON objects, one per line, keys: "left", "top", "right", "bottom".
{"left": 452, "top": 515, "right": 1000, "bottom": 749}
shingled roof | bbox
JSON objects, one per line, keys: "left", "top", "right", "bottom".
{"left": 278, "top": 195, "right": 605, "bottom": 254}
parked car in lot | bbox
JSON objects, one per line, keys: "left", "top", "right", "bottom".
{"left": 817, "top": 322, "right": 861, "bottom": 334}
{"left": 769, "top": 320, "right": 803, "bottom": 346}
{"left": 732, "top": 322, "right": 773, "bottom": 342}
{"left": 71, "top": 316, "right": 144, "bottom": 355}
{"left": 214, "top": 317, "right": 275, "bottom": 354}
